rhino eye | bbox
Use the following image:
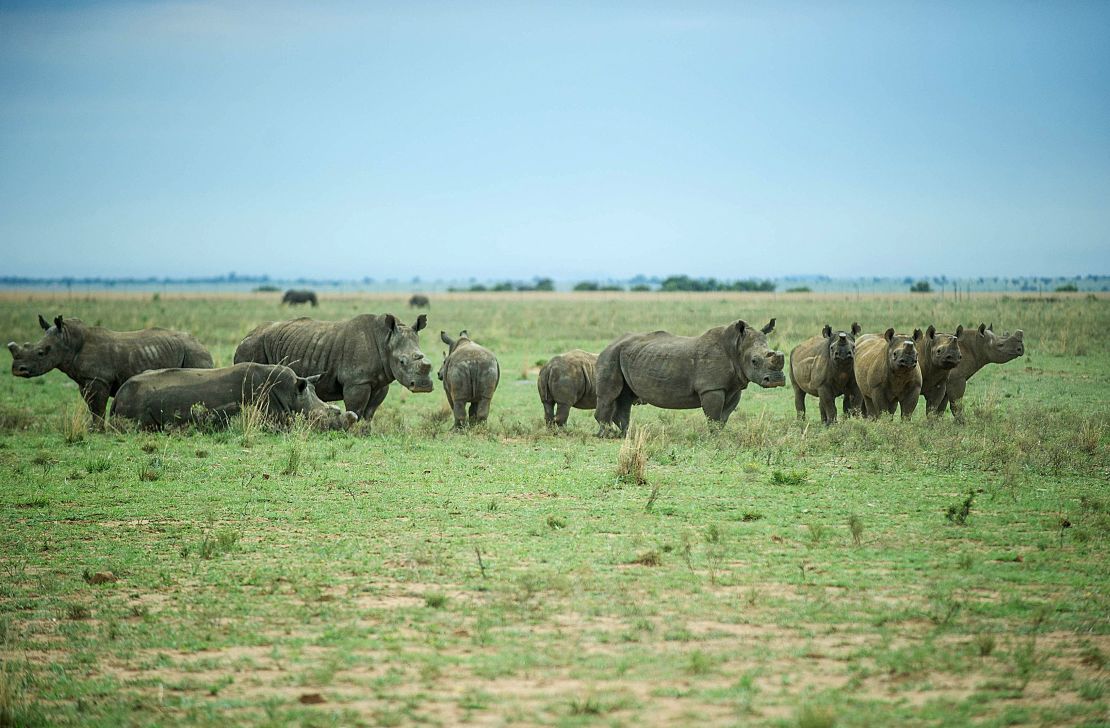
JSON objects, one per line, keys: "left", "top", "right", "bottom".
{"left": 39, "top": 347, "right": 50, "bottom": 356}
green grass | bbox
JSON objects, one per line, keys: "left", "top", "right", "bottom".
{"left": 0, "top": 291, "right": 1107, "bottom": 725}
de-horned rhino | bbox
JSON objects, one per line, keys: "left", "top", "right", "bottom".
{"left": 438, "top": 330, "right": 500, "bottom": 429}
{"left": 939, "top": 323, "right": 1024, "bottom": 423}
{"left": 594, "top": 318, "right": 785, "bottom": 437}
{"left": 282, "top": 289, "right": 318, "bottom": 307}
{"left": 112, "top": 363, "right": 358, "bottom": 431}
{"left": 7, "top": 315, "right": 213, "bottom": 425}
{"left": 233, "top": 313, "right": 433, "bottom": 430}
{"left": 853, "top": 328, "right": 922, "bottom": 420}
{"left": 537, "top": 349, "right": 598, "bottom": 427}
{"left": 916, "top": 324, "right": 963, "bottom": 417}
{"left": 789, "top": 323, "right": 862, "bottom": 424}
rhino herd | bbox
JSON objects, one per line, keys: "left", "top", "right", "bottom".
{"left": 7, "top": 311, "right": 1024, "bottom": 434}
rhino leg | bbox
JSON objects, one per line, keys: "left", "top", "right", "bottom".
{"left": 793, "top": 384, "right": 807, "bottom": 420}
{"left": 542, "top": 398, "right": 556, "bottom": 426}
{"left": 720, "top": 389, "right": 741, "bottom": 425}
{"left": 899, "top": 388, "right": 920, "bottom": 421}
{"left": 943, "top": 377, "right": 967, "bottom": 424}
{"left": 699, "top": 389, "right": 728, "bottom": 429}
{"left": 80, "top": 381, "right": 111, "bottom": 429}
{"left": 922, "top": 383, "right": 946, "bottom": 418}
{"left": 554, "top": 402, "right": 571, "bottom": 427}
{"left": 451, "top": 400, "right": 468, "bottom": 429}
{"left": 344, "top": 383, "right": 388, "bottom": 430}
{"left": 818, "top": 388, "right": 837, "bottom": 425}
{"left": 611, "top": 388, "right": 636, "bottom": 437}
{"left": 844, "top": 383, "right": 863, "bottom": 418}
{"left": 469, "top": 398, "right": 492, "bottom": 426}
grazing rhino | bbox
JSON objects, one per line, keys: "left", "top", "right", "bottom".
{"left": 594, "top": 318, "right": 785, "bottom": 437}
{"left": 853, "top": 328, "right": 922, "bottom": 420}
{"left": 282, "top": 289, "right": 318, "bottom": 307}
{"left": 537, "top": 349, "right": 598, "bottom": 427}
{"left": 7, "top": 315, "right": 213, "bottom": 425}
{"left": 233, "top": 313, "right": 433, "bottom": 430}
{"left": 438, "top": 330, "right": 500, "bottom": 429}
{"left": 408, "top": 294, "right": 430, "bottom": 308}
{"left": 916, "top": 325, "right": 963, "bottom": 417}
{"left": 938, "top": 323, "right": 1024, "bottom": 423}
{"left": 112, "top": 363, "right": 358, "bottom": 431}
{"left": 789, "top": 323, "right": 862, "bottom": 424}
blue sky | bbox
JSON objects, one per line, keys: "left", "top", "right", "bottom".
{"left": 1, "top": 1, "right": 1107, "bottom": 280}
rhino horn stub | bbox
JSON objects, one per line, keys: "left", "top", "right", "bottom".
{"left": 1013, "top": 329, "right": 1023, "bottom": 340}
{"left": 38, "top": 314, "right": 50, "bottom": 330}
{"left": 7, "top": 341, "right": 19, "bottom": 356}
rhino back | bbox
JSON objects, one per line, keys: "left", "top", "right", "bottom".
{"left": 445, "top": 345, "right": 499, "bottom": 401}
{"left": 236, "top": 318, "right": 363, "bottom": 398}
{"left": 76, "top": 328, "right": 206, "bottom": 390}
{"left": 789, "top": 335, "right": 828, "bottom": 395}
{"left": 618, "top": 333, "right": 712, "bottom": 409}
{"left": 853, "top": 336, "right": 890, "bottom": 396}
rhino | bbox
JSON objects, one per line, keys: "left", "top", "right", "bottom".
{"left": 789, "top": 323, "right": 862, "bottom": 425}
{"left": 853, "top": 328, "right": 922, "bottom": 420}
{"left": 408, "top": 294, "right": 430, "bottom": 309}
{"left": 438, "top": 330, "right": 500, "bottom": 429}
{"left": 112, "top": 363, "right": 358, "bottom": 431}
{"left": 7, "top": 315, "right": 213, "bottom": 425}
{"left": 938, "top": 323, "right": 1024, "bottom": 423}
{"left": 916, "top": 325, "right": 963, "bottom": 417}
{"left": 233, "top": 313, "right": 433, "bottom": 429}
{"left": 594, "top": 318, "right": 785, "bottom": 437}
{"left": 537, "top": 349, "right": 598, "bottom": 427}
{"left": 282, "top": 289, "right": 318, "bottom": 307}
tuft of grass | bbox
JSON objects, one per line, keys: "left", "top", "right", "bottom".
{"left": 847, "top": 513, "right": 864, "bottom": 545}
{"left": 807, "top": 523, "right": 826, "bottom": 545}
{"left": 771, "top": 469, "right": 809, "bottom": 485}
{"left": 946, "top": 491, "right": 976, "bottom": 525}
{"left": 65, "top": 604, "right": 91, "bottom": 620}
{"left": 424, "top": 592, "right": 447, "bottom": 609}
{"left": 796, "top": 704, "right": 838, "bottom": 728}
{"left": 687, "top": 649, "right": 714, "bottom": 675}
{"left": 83, "top": 456, "right": 111, "bottom": 474}
{"left": 59, "top": 403, "right": 89, "bottom": 444}
{"left": 975, "top": 633, "right": 996, "bottom": 657}
{"left": 546, "top": 515, "right": 567, "bottom": 530}
{"left": 281, "top": 439, "right": 302, "bottom": 476}
{"left": 616, "top": 427, "right": 649, "bottom": 484}
{"left": 629, "top": 550, "right": 662, "bottom": 567}
{"left": 0, "top": 405, "right": 34, "bottom": 432}
{"left": 137, "top": 458, "right": 162, "bottom": 482}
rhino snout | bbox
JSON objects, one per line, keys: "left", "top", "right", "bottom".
{"left": 760, "top": 371, "right": 787, "bottom": 388}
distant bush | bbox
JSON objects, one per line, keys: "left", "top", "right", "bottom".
{"left": 630, "top": 284, "right": 652, "bottom": 292}
{"left": 910, "top": 281, "right": 933, "bottom": 293}
{"left": 1055, "top": 283, "right": 1078, "bottom": 292}
{"left": 786, "top": 286, "right": 812, "bottom": 293}
{"left": 468, "top": 284, "right": 487, "bottom": 292}
{"left": 253, "top": 285, "right": 281, "bottom": 293}
{"left": 573, "top": 281, "right": 600, "bottom": 291}
{"left": 491, "top": 281, "right": 514, "bottom": 292}
{"left": 660, "top": 275, "right": 775, "bottom": 292}
{"left": 599, "top": 285, "right": 624, "bottom": 292}
{"left": 534, "top": 278, "right": 555, "bottom": 291}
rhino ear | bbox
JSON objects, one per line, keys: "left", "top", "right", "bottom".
{"left": 38, "top": 315, "right": 49, "bottom": 330}
{"left": 440, "top": 331, "right": 454, "bottom": 347}
{"left": 54, "top": 316, "right": 64, "bottom": 331}
{"left": 851, "top": 322, "right": 862, "bottom": 336}
{"left": 413, "top": 314, "right": 427, "bottom": 332}
{"left": 955, "top": 324, "right": 964, "bottom": 337}
{"left": 733, "top": 320, "right": 748, "bottom": 336}
{"left": 926, "top": 325, "right": 936, "bottom": 339}
{"left": 459, "top": 329, "right": 469, "bottom": 339}
{"left": 822, "top": 324, "right": 832, "bottom": 339}
{"left": 296, "top": 377, "right": 309, "bottom": 393}
{"left": 383, "top": 314, "right": 397, "bottom": 332}
{"left": 884, "top": 328, "right": 895, "bottom": 342}
{"left": 988, "top": 323, "right": 993, "bottom": 332}
{"left": 761, "top": 318, "right": 776, "bottom": 335}
{"left": 913, "top": 328, "right": 923, "bottom": 341}
{"left": 978, "top": 323, "right": 987, "bottom": 335}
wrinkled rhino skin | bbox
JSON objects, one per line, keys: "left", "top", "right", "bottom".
{"left": 408, "top": 295, "right": 430, "bottom": 309}
{"left": 537, "top": 349, "right": 598, "bottom": 427}
{"left": 112, "top": 363, "right": 358, "bottom": 431}
{"left": 7, "top": 315, "right": 213, "bottom": 425}
{"left": 789, "top": 323, "right": 862, "bottom": 425}
{"left": 853, "top": 328, "right": 922, "bottom": 420}
{"left": 233, "top": 314, "right": 433, "bottom": 429}
{"left": 916, "top": 325, "right": 963, "bottom": 417}
{"left": 594, "top": 318, "right": 786, "bottom": 437}
{"left": 282, "top": 290, "right": 318, "bottom": 306}
{"left": 939, "top": 323, "right": 1024, "bottom": 423}
{"left": 438, "top": 331, "right": 500, "bottom": 429}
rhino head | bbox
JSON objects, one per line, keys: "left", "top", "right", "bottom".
{"left": 823, "top": 322, "right": 861, "bottom": 364}
{"left": 922, "top": 324, "right": 962, "bottom": 370}
{"left": 293, "top": 374, "right": 359, "bottom": 430}
{"left": 974, "top": 323, "right": 1025, "bottom": 363}
{"left": 731, "top": 318, "right": 786, "bottom": 388}
{"left": 883, "top": 328, "right": 920, "bottom": 372}
{"left": 385, "top": 314, "right": 434, "bottom": 392}
{"left": 8, "top": 315, "right": 75, "bottom": 378}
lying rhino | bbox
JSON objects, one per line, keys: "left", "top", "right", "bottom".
{"left": 789, "top": 323, "right": 862, "bottom": 424}
{"left": 854, "top": 328, "right": 922, "bottom": 420}
{"left": 7, "top": 315, "right": 213, "bottom": 425}
{"left": 916, "top": 325, "right": 963, "bottom": 417}
{"left": 538, "top": 349, "right": 598, "bottom": 427}
{"left": 282, "top": 289, "right": 318, "bottom": 306}
{"left": 112, "top": 363, "right": 357, "bottom": 431}
{"left": 939, "top": 324, "right": 1024, "bottom": 422}
{"left": 594, "top": 318, "right": 785, "bottom": 437}
{"left": 438, "top": 330, "right": 500, "bottom": 429}
{"left": 408, "top": 294, "right": 430, "bottom": 308}
{"left": 233, "top": 313, "right": 433, "bottom": 430}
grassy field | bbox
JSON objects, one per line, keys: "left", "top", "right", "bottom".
{"left": 1, "top": 291, "right": 1107, "bottom": 727}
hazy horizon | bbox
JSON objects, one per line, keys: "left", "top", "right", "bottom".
{"left": 2, "top": 1, "right": 1108, "bottom": 280}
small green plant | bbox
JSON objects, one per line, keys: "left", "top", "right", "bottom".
{"left": 137, "top": 458, "right": 162, "bottom": 482}
{"left": 946, "top": 491, "right": 975, "bottom": 525}
{"left": 629, "top": 550, "right": 662, "bottom": 566}
{"left": 771, "top": 469, "right": 808, "bottom": 485}
{"left": 807, "top": 523, "right": 826, "bottom": 545}
{"left": 974, "top": 633, "right": 995, "bottom": 657}
{"left": 1077, "top": 680, "right": 1104, "bottom": 701}
{"left": 644, "top": 482, "right": 662, "bottom": 512}
{"left": 687, "top": 649, "right": 714, "bottom": 675}
{"left": 957, "top": 552, "right": 974, "bottom": 570}
{"left": 424, "top": 592, "right": 447, "bottom": 609}
{"left": 796, "top": 703, "right": 838, "bottom": 728}
{"left": 83, "top": 457, "right": 111, "bottom": 474}
{"left": 546, "top": 515, "right": 567, "bottom": 530}
{"left": 281, "top": 440, "right": 302, "bottom": 476}
{"left": 65, "top": 604, "right": 91, "bottom": 620}
{"left": 847, "top": 513, "right": 864, "bottom": 545}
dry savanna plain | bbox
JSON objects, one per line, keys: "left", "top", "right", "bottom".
{"left": 0, "top": 290, "right": 1107, "bottom": 728}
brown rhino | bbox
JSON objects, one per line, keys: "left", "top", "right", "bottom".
{"left": 7, "top": 315, "right": 213, "bottom": 425}
{"left": 854, "top": 328, "right": 922, "bottom": 420}
{"left": 438, "top": 330, "right": 500, "bottom": 429}
{"left": 282, "top": 289, "right": 318, "bottom": 306}
{"left": 594, "top": 318, "right": 785, "bottom": 437}
{"left": 233, "top": 313, "right": 433, "bottom": 430}
{"left": 789, "top": 323, "right": 862, "bottom": 424}
{"left": 916, "top": 325, "right": 963, "bottom": 417}
{"left": 939, "top": 323, "right": 1024, "bottom": 422}
{"left": 537, "top": 349, "right": 598, "bottom": 427}
{"left": 112, "top": 363, "right": 357, "bottom": 431}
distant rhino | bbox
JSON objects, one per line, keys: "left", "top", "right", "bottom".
{"left": 916, "top": 325, "right": 963, "bottom": 417}
{"left": 233, "top": 314, "right": 433, "bottom": 430}
{"left": 282, "top": 290, "right": 318, "bottom": 307}
{"left": 538, "top": 349, "right": 598, "bottom": 427}
{"left": 939, "top": 323, "right": 1024, "bottom": 423}
{"left": 438, "top": 330, "right": 500, "bottom": 429}
{"left": 594, "top": 318, "right": 785, "bottom": 437}
{"left": 854, "top": 328, "right": 922, "bottom": 420}
{"left": 409, "top": 295, "right": 430, "bottom": 308}
{"left": 7, "top": 315, "right": 213, "bottom": 425}
{"left": 789, "top": 323, "right": 862, "bottom": 424}
{"left": 112, "top": 363, "right": 357, "bottom": 432}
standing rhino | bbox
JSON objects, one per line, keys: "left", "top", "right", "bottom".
{"left": 438, "top": 330, "right": 500, "bottom": 429}
{"left": 916, "top": 325, "right": 963, "bottom": 417}
{"left": 853, "top": 328, "right": 922, "bottom": 420}
{"left": 537, "top": 349, "right": 598, "bottom": 427}
{"left": 282, "top": 289, "right": 318, "bottom": 307}
{"left": 939, "top": 323, "right": 1024, "bottom": 423}
{"left": 789, "top": 323, "right": 862, "bottom": 424}
{"left": 112, "top": 363, "right": 358, "bottom": 431}
{"left": 7, "top": 315, "right": 213, "bottom": 425}
{"left": 408, "top": 294, "right": 430, "bottom": 308}
{"left": 594, "top": 318, "right": 785, "bottom": 437}
{"left": 233, "top": 313, "right": 433, "bottom": 430}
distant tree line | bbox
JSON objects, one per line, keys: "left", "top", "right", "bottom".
{"left": 657, "top": 275, "right": 775, "bottom": 292}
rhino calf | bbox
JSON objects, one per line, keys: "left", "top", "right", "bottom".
{"left": 282, "top": 289, "right": 318, "bottom": 306}
{"left": 537, "top": 349, "right": 597, "bottom": 427}
{"left": 939, "top": 323, "right": 1024, "bottom": 423}
{"left": 438, "top": 330, "right": 500, "bottom": 429}
{"left": 789, "top": 323, "right": 862, "bottom": 425}
{"left": 112, "top": 363, "right": 357, "bottom": 431}
{"left": 8, "top": 315, "right": 213, "bottom": 425}
{"left": 916, "top": 325, "right": 963, "bottom": 417}
{"left": 853, "top": 328, "right": 922, "bottom": 420}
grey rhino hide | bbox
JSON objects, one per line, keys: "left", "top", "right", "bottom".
{"left": 537, "top": 349, "right": 598, "bottom": 427}
{"left": 438, "top": 330, "right": 500, "bottom": 429}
